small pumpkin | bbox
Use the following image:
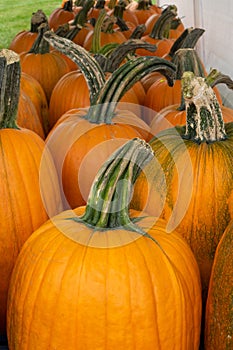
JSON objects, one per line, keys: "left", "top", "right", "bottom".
{"left": 8, "top": 10, "right": 48, "bottom": 54}
{"left": 19, "top": 23, "right": 70, "bottom": 104}
{"left": 7, "top": 138, "right": 202, "bottom": 350}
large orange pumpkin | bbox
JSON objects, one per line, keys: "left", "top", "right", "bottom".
{"left": 132, "top": 72, "right": 233, "bottom": 309}
{"left": 7, "top": 138, "right": 202, "bottom": 350}
{"left": 0, "top": 49, "right": 63, "bottom": 338}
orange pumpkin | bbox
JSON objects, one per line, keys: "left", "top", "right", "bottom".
{"left": 132, "top": 72, "right": 233, "bottom": 311}
{"left": 44, "top": 31, "right": 176, "bottom": 209}
{"left": 8, "top": 10, "right": 48, "bottom": 54}
{"left": 136, "top": 5, "right": 177, "bottom": 57}
{"left": 7, "top": 138, "right": 202, "bottom": 350}
{"left": 48, "top": 0, "right": 75, "bottom": 31}
{"left": 19, "top": 23, "right": 70, "bottom": 104}
{"left": 0, "top": 49, "right": 63, "bottom": 338}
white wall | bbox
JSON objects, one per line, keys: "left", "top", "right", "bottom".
{"left": 157, "top": 0, "right": 233, "bottom": 107}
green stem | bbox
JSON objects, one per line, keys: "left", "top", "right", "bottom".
{"left": 150, "top": 5, "right": 177, "bottom": 40}
{"left": 168, "top": 27, "right": 205, "bottom": 59}
{"left": 129, "top": 24, "right": 146, "bottom": 39}
{"left": 78, "top": 138, "right": 154, "bottom": 231}
{"left": 205, "top": 68, "right": 233, "bottom": 90}
{"left": 182, "top": 71, "right": 226, "bottom": 143}
{"left": 87, "top": 56, "right": 176, "bottom": 123}
{"left": 90, "top": 9, "right": 107, "bottom": 53}
{"left": 103, "top": 39, "right": 157, "bottom": 73}
{"left": 0, "top": 49, "right": 20, "bottom": 129}
{"left": 43, "top": 31, "right": 106, "bottom": 104}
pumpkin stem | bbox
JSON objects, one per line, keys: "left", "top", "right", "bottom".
{"left": 136, "top": 0, "right": 150, "bottom": 10}
{"left": 205, "top": 68, "right": 233, "bottom": 90}
{"left": 79, "top": 138, "right": 154, "bottom": 231}
{"left": 0, "top": 49, "right": 20, "bottom": 129}
{"left": 168, "top": 27, "right": 205, "bottom": 59}
{"left": 182, "top": 71, "right": 226, "bottom": 143}
{"left": 62, "top": 0, "right": 73, "bottom": 12}
{"left": 172, "top": 48, "right": 207, "bottom": 110}
{"left": 150, "top": 5, "right": 177, "bottom": 40}
{"left": 87, "top": 56, "right": 176, "bottom": 123}
{"left": 129, "top": 24, "right": 146, "bottom": 39}
{"left": 107, "top": 0, "right": 117, "bottom": 9}
{"left": 43, "top": 31, "right": 106, "bottom": 104}
{"left": 30, "top": 9, "right": 48, "bottom": 33}
{"left": 90, "top": 9, "right": 107, "bottom": 53}
{"left": 28, "top": 22, "right": 50, "bottom": 54}
{"left": 102, "top": 39, "right": 157, "bottom": 73}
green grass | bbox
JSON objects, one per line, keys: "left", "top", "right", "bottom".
{"left": 0, "top": 0, "right": 61, "bottom": 49}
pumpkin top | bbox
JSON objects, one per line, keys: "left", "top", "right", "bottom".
{"left": 182, "top": 71, "right": 226, "bottom": 143}
{"left": 0, "top": 49, "right": 20, "bottom": 129}
{"left": 76, "top": 137, "right": 154, "bottom": 233}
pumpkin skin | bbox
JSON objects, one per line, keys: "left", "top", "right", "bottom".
{"left": 20, "top": 72, "right": 50, "bottom": 135}
{"left": 7, "top": 139, "right": 202, "bottom": 350}
{"left": 205, "top": 220, "right": 233, "bottom": 349}
{"left": 17, "top": 90, "right": 45, "bottom": 139}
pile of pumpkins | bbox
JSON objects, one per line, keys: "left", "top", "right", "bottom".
{"left": 1, "top": 0, "right": 233, "bottom": 349}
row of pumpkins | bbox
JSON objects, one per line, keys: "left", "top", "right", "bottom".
{"left": 1, "top": 0, "right": 233, "bottom": 348}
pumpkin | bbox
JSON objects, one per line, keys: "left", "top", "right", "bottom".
{"left": 44, "top": 31, "right": 176, "bottom": 209}
{"left": 8, "top": 10, "right": 48, "bottom": 54}
{"left": 7, "top": 138, "right": 202, "bottom": 350}
{"left": 19, "top": 23, "right": 70, "bottom": 104}
{"left": 48, "top": 0, "right": 75, "bottom": 31}
{"left": 0, "top": 49, "right": 63, "bottom": 338}
{"left": 132, "top": 71, "right": 233, "bottom": 311}
{"left": 129, "top": 0, "right": 161, "bottom": 24}
{"left": 83, "top": 9, "right": 127, "bottom": 51}
{"left": 143, "top": 47, "right": 222, "bottom": 124}
{"left": 204, "top": 219, "right": 233, "bottom": 349}
{"left": 136, "top": 5, "right": 178, "bottom": 57}
{"left": 149, "top": 68, "right": 229, "bottom": 135}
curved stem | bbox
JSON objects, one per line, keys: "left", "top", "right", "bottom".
{"left": 168, "top": 27, "right": 204, "bottom": 59}
{"left": 78, "top": 138, "right": 154, "bottom": 231}
{"left": 150, "top": 5, "right": 177, "bottom": 40}
{"left": 182, "top": 71, "right": 226, "bottom": 143}
{"left": 90, "top": 9, "right": 107, "bottom": 53}
{"left": 87, "top": 57, "right": 176, "bottom": 123}
{"left": 43, "top": 31, "right": 106, "bottom": 104}
{"left": 28, "top": 22, "right": 50, "bottom": 54}
{"left": 206, "top": 68, "right": 233, "bottom": 90}
{"left": 129, "top": 24, "right": 146, "bottom": 39}
{"left": 103, "top": 39, "right": 157, "bottom": 72}
{"left": 0, "top": 49, "right": 20, "bottom": 129}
